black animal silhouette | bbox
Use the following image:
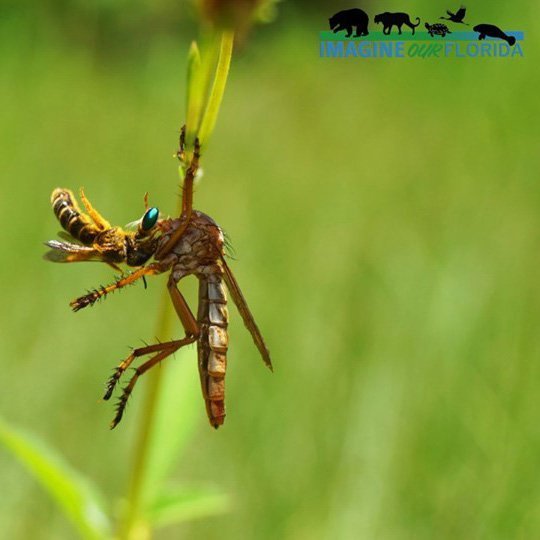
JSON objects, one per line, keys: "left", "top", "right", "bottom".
{"left": 425, "top": 22, "right": 452, "bottom": 38}
{"left": 374, "top": 12, "right": 421, "bottom": 35}
{"left": 440, "top": 6, "right": 469, "bottom": 25}
{"left": 329, "top": 9, "right": 369, "bottom": 38}
{"left": 473, "top": 24, "right": 516, "bottom": 46}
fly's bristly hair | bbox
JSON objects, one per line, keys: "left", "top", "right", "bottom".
{"left": 70, "top": 272, "right": 142, "bottom": 312}
{"left": 222, "top": 229, "right": 237, "bottom": 260}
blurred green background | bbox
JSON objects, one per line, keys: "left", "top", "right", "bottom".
{"left": 1, "top": 0, "right": 539, "bottom": 538}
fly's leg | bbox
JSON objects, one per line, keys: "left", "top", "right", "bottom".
{"left": 182, "top": 134, "right": 200, "bottom": 215}
{"left": 176, "top": 125, "right": 186, "bottom": 163}
{"left": 154, "top": 136, "right": 201, "bottom": 260}
{"left": 106, "top": 277, "right": 200, "bottom": 428}
{"left": 71, "top": 262, "right": 166, "bottom": 311}
{"left": 109, "top": 336, "right": 196, "bottom": 429}
{"left": 104, "top": 276, "right": 198, "bottom": 399}
{"left": 103, "top": 340, "right": 190, "bottom": 401}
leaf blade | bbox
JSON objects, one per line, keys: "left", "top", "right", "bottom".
{"left": 0, "top": 417, "right": 111, "bottom": 540}
{"left": 149, "top": 485, "right": 230, "bottom": 528}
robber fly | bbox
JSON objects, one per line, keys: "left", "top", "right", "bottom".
{"left": 45, "top": 130, "right": 272, "bottom": 429}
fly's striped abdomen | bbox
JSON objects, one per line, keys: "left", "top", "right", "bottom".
{"left": 51, "top": 188, "right": 99, "bottom": 245}
{"left": 197, "top": 269, "right": 229, "bottom": 428}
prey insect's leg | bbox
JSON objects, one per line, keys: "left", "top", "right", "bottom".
{"left": 79, "top": 188, "right": 111, "bottom": 230}
{"left": 110, "top": 336, "right": 196, "bottom": 429}
{"left": 71, "top": 263, "right": 165, "bottom": 311}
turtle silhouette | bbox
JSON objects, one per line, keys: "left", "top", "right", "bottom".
{"left": 473, "top": 24, "right": 516, "bottom": 46}
{"left": 425, "top": 22, "right": 452, "bottom": 38}
{"left": 329, "top": 9, "right": 369, "bottom": 38}
{"left": 440, "top": 6, "right": 469, "bottom": 25}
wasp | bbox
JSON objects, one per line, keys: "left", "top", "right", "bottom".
{"left": 45, "top": 131, "right": 272, "bottom": 429}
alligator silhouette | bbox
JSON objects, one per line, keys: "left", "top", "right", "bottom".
{"left": 374, "top": 12, "right": 421, "bottom": 35}
{"left": 473, "top": 24, "right": 516, "bottom": 46}
{"left": 329, "top": 9, "right": 369, "bottom": 38}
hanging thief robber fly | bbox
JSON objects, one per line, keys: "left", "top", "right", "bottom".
{"left": 45, "top": 128, "right": 272, "bottom": 429}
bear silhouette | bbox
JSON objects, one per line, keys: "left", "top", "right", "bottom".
{"left": 329, "top": 9, "right": 369, "bottom": 38}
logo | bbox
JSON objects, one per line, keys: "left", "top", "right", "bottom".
{"left": 321, "top": 6, "right": 524, "bottom": 59}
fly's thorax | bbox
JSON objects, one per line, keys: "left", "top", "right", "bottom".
{"left": 158, "top": 211, "right": 225, "bottom": 272}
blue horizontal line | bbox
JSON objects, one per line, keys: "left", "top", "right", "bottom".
{"left": 319, "top": 31, "right": 524, "bottom": 42}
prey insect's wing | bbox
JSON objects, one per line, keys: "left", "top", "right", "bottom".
{"left": 57, "top": 231, "right": 77, "bottom": 242}
{"left": 220, "top": 255, "right": 273, "bottom": 371}
{"left": 44, "top": 240, "right": 100, "bottom": 263}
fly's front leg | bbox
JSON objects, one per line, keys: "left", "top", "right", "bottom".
{"left": 105, "top": 276, "right": 200, "bottom": 428}
{"left": 154, "top": 136, "right": 201, "bottom": 260}
{"left": 176, "top": 125, "right": 186, "bottom": 163}
{"left": 71, "top": 262, "right": 165, "bottom": 311}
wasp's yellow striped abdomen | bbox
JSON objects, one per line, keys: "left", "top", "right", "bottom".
{"left": 51, "top": 188, "right": 101, "bottom": 245}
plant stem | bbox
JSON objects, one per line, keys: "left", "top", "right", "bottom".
{"left": 118, "top": 28, "right": 235, "bottom": 540}
{"left": 118, "top": 293, "right": 173, "bottom": 540}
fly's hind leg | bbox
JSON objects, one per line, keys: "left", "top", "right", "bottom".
{"left": 103, "top": 339, "right": 193, "bottom": 401}
{"left": 105, "top": 276, "right": 199, "bottom": 428}
{"left": 108, "top": 336, "right": 196, "bottom": 429}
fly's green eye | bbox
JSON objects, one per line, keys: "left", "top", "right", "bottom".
{"left": 142, "top": 207, "right": 159, "bottom": 231}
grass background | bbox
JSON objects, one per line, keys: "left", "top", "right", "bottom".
{"left": 1, "top": 0, "right": 539, "bottom": 538}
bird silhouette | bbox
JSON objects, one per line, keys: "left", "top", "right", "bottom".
{"left": 440, "top": 6, "right": 469, "bottom": 25}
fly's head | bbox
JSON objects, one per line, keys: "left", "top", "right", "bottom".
{"left": 125, "top": 207, "right": 161, "bottom": 266}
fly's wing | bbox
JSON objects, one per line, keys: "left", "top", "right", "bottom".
{"left": 44, "top": 240, "right": 100, "bottom": 263}
{"left": 220, "top": 255, "right": 273, "bottom": 371}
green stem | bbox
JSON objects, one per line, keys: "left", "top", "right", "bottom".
{"left": 118, "top": 27, "right": 235, "bottom": 540}
{"left": 118, "top": 293, "right": 173, "bottom": 540}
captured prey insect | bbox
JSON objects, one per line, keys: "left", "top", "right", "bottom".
{"left": 45, "top": 131, "right": 272, "bottom": 429}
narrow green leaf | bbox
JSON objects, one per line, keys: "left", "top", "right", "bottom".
{"left": 148, "top": 485, "right": 230, "bottom": 528}
{"left": 198, "top": 30, "right": 234, "bottom": 147}
{"left": 184, "top": 32, "right": 221, "bottom": 160}
{"left": 0, "top": 417, "right": 111, "bottom": 540}
{"left": 185, "top": 40, "right": 202, "bottom": 148}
